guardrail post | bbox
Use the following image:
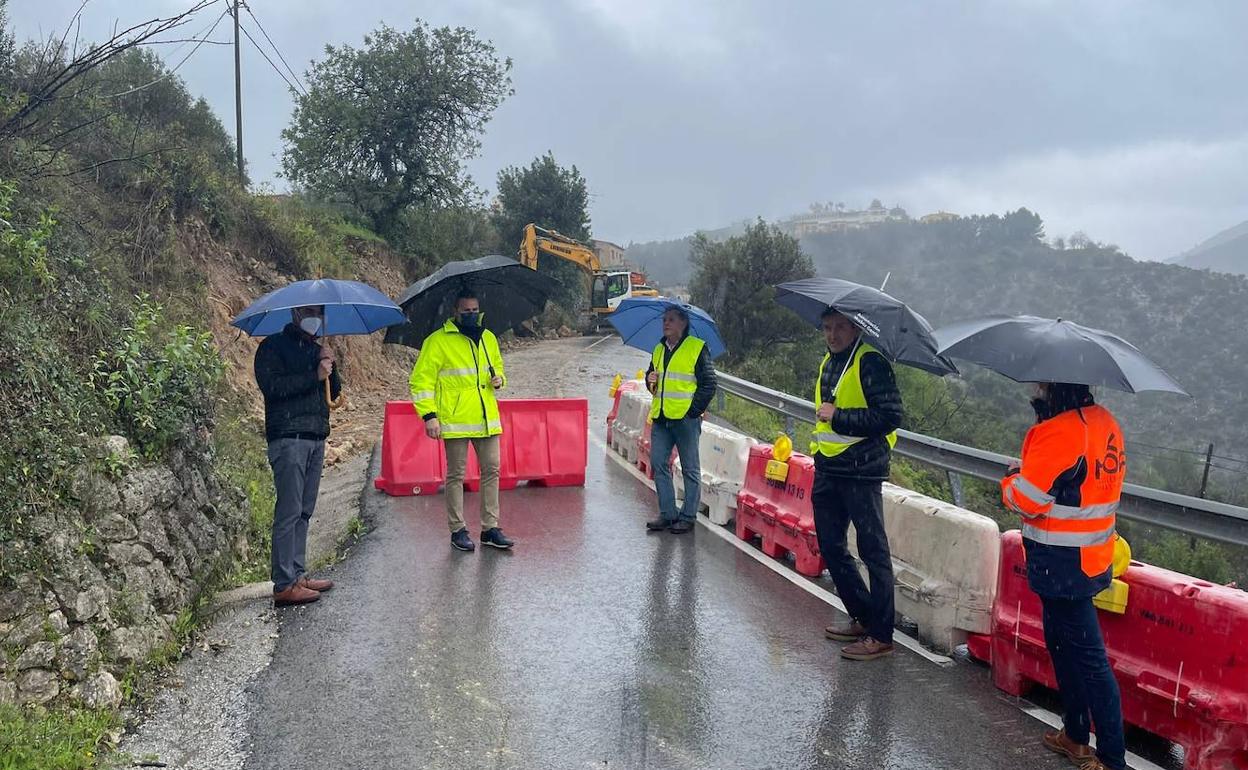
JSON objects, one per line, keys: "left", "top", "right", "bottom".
{"left": 784, "top": 415, "right": 795, "bottom": 439}
{"left": 947, "top": 470, "right": 965, "bottom": 508}
{"left": 716, "top": 388, "right": 726, "bottom": 413}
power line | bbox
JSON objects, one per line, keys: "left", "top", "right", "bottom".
{"left": 241, "top": 1, "right": 307, "bottom": 95}
{"left": 237, "top": 20, "right": 304, "bottom": 96}
{"left": 105, "top": 7, "right": 230, "bottom": 99}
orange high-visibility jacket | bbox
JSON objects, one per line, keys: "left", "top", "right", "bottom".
{"left": 1001, "top": 404, "right": 1124, "bottom": 577}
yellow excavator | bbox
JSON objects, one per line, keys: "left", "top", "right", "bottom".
{"left": 519, "top": 223, "right": 659, "bottom": 331}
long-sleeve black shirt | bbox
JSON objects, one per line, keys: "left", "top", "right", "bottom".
{"left": 815, "top": 347, "right": 904, "bottom": 481}
{"left": 254, "top": 324, "right": 342, "bottom": 442}
{"left": 645, "top": 337, "right": 717, "bottom": 422}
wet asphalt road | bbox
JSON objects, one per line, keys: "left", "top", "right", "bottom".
{"left": 242, "top": 338, "right": 1075, "bottom": 770}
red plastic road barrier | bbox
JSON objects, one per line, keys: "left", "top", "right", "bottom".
{"left": 987, "top": 529, "right": 1248, "bottom": 770}
{"left": 466, "top": 398, "right": 588, "bottom": 491}
{"left": 735, "top": 444, "right": 823, "bottom": 577}
{"left": 373, "top": 401, "right": 447, "bottom": 496}
{"left": 374, "top": 398, "right": 589, "bottom": 496}
{"left": 606, "top": 380, "right": 640, "bottom": 445}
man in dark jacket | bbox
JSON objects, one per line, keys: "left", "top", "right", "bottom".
{"left": 254, "top": 305, "right": 341, "bottom": 607}
{"left": 644, "top": 307, "right": 717, "bottom": 534}
{"left": 811, "top": 307, "right": 904, "bottom": 660}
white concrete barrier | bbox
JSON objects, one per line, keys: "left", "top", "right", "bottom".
{"left": 673, "top": 423, "right": 758, "bottom": 525}
{"left": 847, "top": 483, "right": 1001, "bottom": 653}
{"left": 610, "top": 389, "right": 651, "bottom": 464}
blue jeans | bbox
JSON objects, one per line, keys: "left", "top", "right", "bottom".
{"left": 267, "top": 437, "right": 325, "bottom": 592}
{"left": 651, "top": 417, "right": 701, "bottom": 522}
{"left": 1041, "top": 595, "right": 1126, "bottom": 770}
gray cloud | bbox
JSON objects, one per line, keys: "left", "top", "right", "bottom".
{"left": 9, "top": 0, "right": 1247, "bottom": 256}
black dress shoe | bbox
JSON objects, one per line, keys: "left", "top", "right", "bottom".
{"left": 646, "top": 518, "right": 672, "bottom": 532}
{"left": 669, "top": 520, "right": 694, "bottom": 534}
{"left": 481, "top": 527, "right": 515, "bottom": 549}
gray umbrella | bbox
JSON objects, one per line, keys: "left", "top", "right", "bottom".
{"left": 384, "top": 255, "right": 557, "bottom": 348}
{"left": 933, "top": 315, "right": 1188, "bottom": 395}
{"left": 774, "top": 277, "right": 958, "bottom": 376}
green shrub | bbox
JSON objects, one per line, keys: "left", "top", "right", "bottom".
{"left": 212, "top": 398, "right": 275, "bottom": 584}
{"left": 90, "top": 296, "right": 224, "bottom": 459}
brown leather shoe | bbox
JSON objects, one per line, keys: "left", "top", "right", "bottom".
{"left": 825, "top": 620, "right": 867, "bottom": 642}
{"left": 1043, "top": 729, "right": 1095, "bottom": 766}
{"left": 841, "top": 636, "right": 894, "bottom": 661}
{"left": 298, "top": 576, "right": 334, "bottom": 592}
{"left": 273, "top": 584, "right": 320, "bottom": 607}
{"left": 1076, "top": 760, "right": 1112, "bottom": 770}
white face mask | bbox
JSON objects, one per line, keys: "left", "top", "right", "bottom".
{"left": 299, "top": 316, "right": 323, "bottom": 336}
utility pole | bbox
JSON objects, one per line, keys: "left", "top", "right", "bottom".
{"left": 233, "top": 1, "right": 244, "bottom": 185}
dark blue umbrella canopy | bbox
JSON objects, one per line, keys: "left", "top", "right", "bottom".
{"left": 934, "top": 315, "right": 1188, "bottom": 395}
{"left": 231, "top": 279, "right": 404, "bottom": 337}
{"left": 607, "top": 297, "right": 727, "bottom": 359}
{"left": 775, "top": 277, "right": 957, "bottom": 376}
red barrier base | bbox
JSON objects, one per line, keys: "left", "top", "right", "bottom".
{"left": 734, "top": 445, "right": 823, "bottom": 576}
{"left": 989, "top": 530, "right": 1248, "bottom": 770}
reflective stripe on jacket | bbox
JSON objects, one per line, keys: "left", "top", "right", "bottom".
{"left": 649, "top": 336, "right": 706, "bottom": 420}
{"left": 409, "top": 319, "right": 505, "bottom": 439}
{"left": 811, "top": 341, "right": 898, "bottom": 458}
{"left": 1002, "top": 403, "right": 1124, "bottom": 578}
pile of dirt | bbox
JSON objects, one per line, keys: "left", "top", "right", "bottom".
{"left": 183, "top": 219, "right": 417, "bottom": 466}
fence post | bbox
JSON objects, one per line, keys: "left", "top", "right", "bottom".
{"left": 947, "top": 470, "right": 965, "bottom": 508}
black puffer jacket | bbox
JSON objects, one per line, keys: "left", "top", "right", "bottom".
{"left": 254, "top": 324, "right": 342, "bottom": 442}
{"left": 814, "top": 347, "right": 903, "bottom": 481}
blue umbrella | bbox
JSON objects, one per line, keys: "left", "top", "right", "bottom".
{"left": 231, "top": 279, "right": 405, "bottom": 338}
{"left": 606, "top": 297, "right": 727, "bottom": 359}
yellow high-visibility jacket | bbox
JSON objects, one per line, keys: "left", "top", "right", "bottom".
{"left": 409, "top": 319, "right": 506, "bottom": 439}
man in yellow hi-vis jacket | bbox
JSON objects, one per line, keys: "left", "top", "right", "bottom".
{"left": 409, "top": 289, "right": 514, "bottom": 552}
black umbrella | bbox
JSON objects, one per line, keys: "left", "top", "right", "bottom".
{"left": 774, "top": 277, "right": 958, "bottom": 376}
{"left": 384, "top": 255, "right": 558, "bottom": 348}
{"left": 933, "top": 315, "right": 1188, "bottom": 395}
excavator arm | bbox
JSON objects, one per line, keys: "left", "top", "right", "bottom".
{"left": 519, "top": 223, "right": 601, "bottom": 273}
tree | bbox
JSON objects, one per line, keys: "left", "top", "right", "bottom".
{"left": 493, "top": 152, "right": 592, "bottom": 308}
{"left": 689, "top": 219, "right": 814, "bottom": 362}
{"left": 493, "top": 152, "right": 591, "bottom": 242}
{"left": 281, "top": 22, "right": 512, "bottom": 235}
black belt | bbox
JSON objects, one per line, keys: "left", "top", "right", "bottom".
{"left": 274, "top": 432, "right": 325, "bottom": 442}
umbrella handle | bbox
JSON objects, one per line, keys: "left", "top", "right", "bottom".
{"left": 828, "top": 337, "right": 862, "bottom": 402}
{"left": 320, "top": 340, "right": 347, "bottom": 411}
{"left": 325, "top": 378, "right": 346, "bottom": 411}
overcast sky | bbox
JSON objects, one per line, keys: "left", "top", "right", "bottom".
{"left": 10, "top": 0, "right": 1248, "bottom": 258}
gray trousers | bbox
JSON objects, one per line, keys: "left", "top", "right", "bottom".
{"left": 267, "top": 437, "right": 325, "bottom": 592}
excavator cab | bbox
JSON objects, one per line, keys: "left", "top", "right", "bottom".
{"left": 592, "top": 272, "right": 631, "bottom": 312}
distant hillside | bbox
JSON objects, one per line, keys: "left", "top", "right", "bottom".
{"left": 630, "top": 210, "right": 1248, "bottom": 478}
{"left": 624, "top": 221, "right": 747, "bottom": 290}
{"left": 1171, "top": 219, "right": 1248, "bottom": 273}
{"left": 796, "top": 212, "right": 1248, "bottom": 472}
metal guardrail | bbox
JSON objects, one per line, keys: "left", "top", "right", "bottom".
{"left": 715, "top": 371, "right": 1248, "bottom": 548}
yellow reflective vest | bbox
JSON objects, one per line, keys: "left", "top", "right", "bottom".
{"left": 649, "top": 336, "right": 705, "bottom": 420}
{"left": 811, "top": 342, "right": 897, "bottom": 458}
{"left": 410, "top": 319, "right": 506, "bottom": 439}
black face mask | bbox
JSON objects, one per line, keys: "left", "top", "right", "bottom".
{"left": 458, "top": 311, "right": 481, "bottom": 328}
